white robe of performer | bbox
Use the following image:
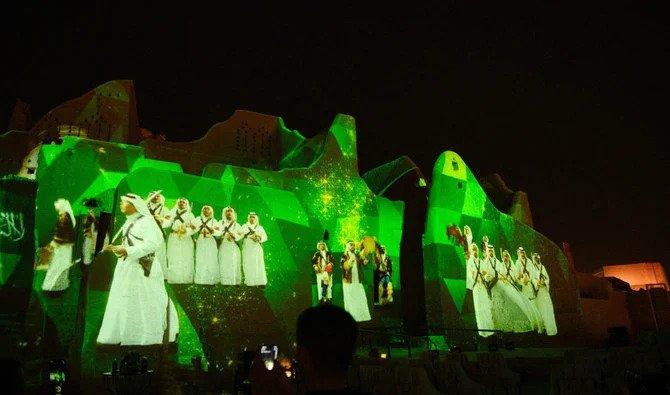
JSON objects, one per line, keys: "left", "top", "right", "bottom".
{"left": 466, "top": 256, "right": 495, "bottom": 337}
{"left": 488, "top": 258, "right": 540, "bottom": 333}
{"left": 515, "top": 257, "right": 544, "bottom": 332}
{"left": 166, "top": 207, "right": 196, "bottom": 284}
{"left": 193, "top": 215, "right": 219, "bottom": 285}
{"left": 240, "top": 223, "right": 268, "bottom": 286}
{"left": 97, "top": 210, "right": 179, "bottom": 345}
{"left": 532, "top": 262, "right": 558, "bottom": 335}
{"left": 42, "top": 242, "right": 74, "bottom": 291}
{"left": 218, "top": 219, "right": 243, "bottom": 285}
{"left": 342, "top": 251, "right": 371, "bottom": 322}
{"left": 42, "top": 203, "right": 76, "bottom": 292}
{"left": 82, "top": 221, "right": 97, "bottom": 266}
{"left": 315, "top": 251, "right": 333, "bottom": 300}
{"left": 148, "top": 197, "right": 169, "bottom": 280}
{"left": 515, "top": 258, "right": 536, "bottom": 299}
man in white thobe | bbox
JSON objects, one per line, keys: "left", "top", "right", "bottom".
{"left": 97, "top": 193, "right": 179, "bottom": 345}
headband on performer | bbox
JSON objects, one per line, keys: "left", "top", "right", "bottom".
{"left": 147, "top": 190, "right": 165, "bottom": 205}
{"left": 222, "top": 206, "right": 237, "bottom": 222}
{"left": 121, "top": 193, "right": 152, "bottom": 217}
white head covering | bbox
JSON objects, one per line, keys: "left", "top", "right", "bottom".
{"left": 121, "top": 193, "right": 152, "bottom": 217}
{"left": 201, "top": 205, "right": 214, "bottom": 219}
{"left": 316, "top": 240, "right": 329, "bottom": 251}
{"left": 222, "top": 206, "right": 237, "bottom": 222}
{"left": 174, "top": 197, "right": 191, "bottom": 212}
{"left": 112, "top": 193, "right": 164, "bottom": 247}
{"left": 146, "top": 190, "right": 165, "bottom": 205}
{"left": 247, "top": 212, "right": 259, "bottom": 225}
{"left": 54, "top": 198, "right": 76, "bottom": 227}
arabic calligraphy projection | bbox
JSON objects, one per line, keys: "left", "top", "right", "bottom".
{"left": 0, "top": 211, "right": 25, "bottom": 242}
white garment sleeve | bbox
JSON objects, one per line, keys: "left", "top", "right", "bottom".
{"left": 239, "top": 224, "right": 249, "bottom": 239}
{"left": 164, "top": 209, "right": 176, "bottom": 229}
{"left": 213, "top": 220, "right": 224, "bottom": 237}
{"left": 157, "top": 207, "right": 170, "bottom": 228}
{"left": 125, "top": 217, "right": 160, "bottom": 261}
{"left": 232, "top": 223, "right": 243, "bottom": 241}
{"left": 257, "top": 226, "right": 268, "bottom": 243}
{"left": 541, "top": 265, "right": 550, "bottom": 288}
{"left": 185, "top": 213, "right": 197, "bottom": 236}
{"left": 514, "top": 260, "right": 524, "bottom": 281}
{"left": 529, "top": 262, "right": 541, "bottom": 288}
{"left": 466, "top": 258, "right": 475, "bottom": 290}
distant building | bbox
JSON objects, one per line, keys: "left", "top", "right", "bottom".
{"left": 594, "top": 262, "right": 668, "bottom": 291}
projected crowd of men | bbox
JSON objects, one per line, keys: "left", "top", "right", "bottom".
{"left": 37, "top": 191, "right": 394, "bottom": 325}
{"left": 452, "top": 224, "right": 557, "bottom": 336}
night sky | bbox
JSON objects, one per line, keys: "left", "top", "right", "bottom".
{"left": 2, "top": 4, "right": 667, "bottom": 272}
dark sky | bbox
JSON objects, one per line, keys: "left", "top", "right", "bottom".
{"left": 2, "top": 3, "right": 667, "bottom": 272}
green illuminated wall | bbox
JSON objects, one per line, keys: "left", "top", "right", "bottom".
{"left": 423, "top": 151, "right": 581, "bottom": 335}
{"left": 27, "top": 114, "right": 404, "bottom": 375}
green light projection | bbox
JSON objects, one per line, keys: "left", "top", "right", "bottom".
{"left": 424, "top": 151, "right": 573, "bottom": 335}
{"left": 24, "top": 114, "right": 404, "bottom": 377}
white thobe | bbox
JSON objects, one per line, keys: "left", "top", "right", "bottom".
{"left": 148, "top": 202, "right": 169, "bottom": 279}
{"left": 488, "top": 258, "right": 540, "bottom": 333}
{"left": 532, "top": 262, "right": 557, "bottom": 335}
{"left": 240, "top": 223, "right": 268, "bottom": 286}
{"left": 342, "top": 251, "right": 371, "bottom": 322}
{"left": 218, "top": 220, "right": 243, "bottom": 285}
{"left": 193, "top": 216, "right": 219, "bottom": 285}
{"left": 466, "top": 257, "right": 494, "bottom": 337}
{"left": 97, "top": 212, "right": 179, "bottom": 345}
{"left": 166, "top": 209, "right": 196, "bottom": 284}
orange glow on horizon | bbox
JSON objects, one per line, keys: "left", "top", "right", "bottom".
{"left": 601, "top": 262, "right": 668, "bottom": 291}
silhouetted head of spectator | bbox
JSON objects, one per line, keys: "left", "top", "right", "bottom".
{"left": 296, "top": 304, "right": 358, "bottom": 389}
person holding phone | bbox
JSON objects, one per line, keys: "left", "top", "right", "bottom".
{"left": 249, "top": 304, "right": 363, "bottom": 394}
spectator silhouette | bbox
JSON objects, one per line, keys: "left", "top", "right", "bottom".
{"left": 251, "top": 304, "right": 364, "bottom": 394}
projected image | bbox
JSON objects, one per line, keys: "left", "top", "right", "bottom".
{"left": 147, "top": 191, "right": 169, "bottom": 279}
{"left": 312, "top": 236, "right": 395, "bottom": 315}
{"left": 219, "top": 206, "right": 243, "bottom": 285}
{"left": 193, "top": 205, "right": 220, "bottom": 285}
{"left": 240, "top": 212, "right": 269, "bottom": 286}
{"left": 373, "top": 245, "right": 394, "bottom": 306}
{"left": 457, "top": 228, "right": 556, "bottom": 336}
{"left": 132, "top": 195, "right": 270, "bottom": 287}
{"left": 312, "top": 241, "right": 335, "bottom": 304}
{"left": 341, "top": 240, "right": 371, "bottom": 322}
{"left": 82, "top": 198, "right": 107, "bottom": 266}
{"left": 424, "top": 151, "right": 565, "bottom": 337}
{"left": 97, "top": 193, "right": 179, "bottom": 345}
{"left": 19, "top": 109, "right": 405, "bottom": 377}
{"left": 36, "top": 199, "right": 76, "bottom": 292}
{"left": 165, "top": 197, "right": 197, "bottom": 284}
